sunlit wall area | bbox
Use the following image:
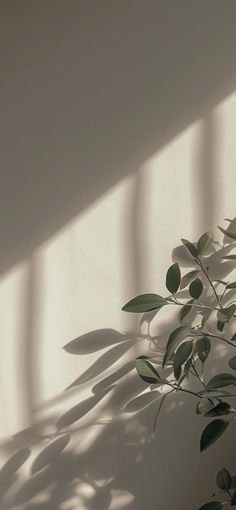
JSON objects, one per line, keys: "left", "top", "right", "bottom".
{"left": 0, "top": 92, "right": 236, "bottom": 440}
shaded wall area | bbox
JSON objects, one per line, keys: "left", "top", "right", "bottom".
{"left": 0, "top": 1, "right": 236, "bottom": 510}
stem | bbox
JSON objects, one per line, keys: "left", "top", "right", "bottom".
{"left": 202, "top": 331, "right": 236, "bottom": 350}
{"left": 152, "top": 390, "right": 175, "bottom": 434}
{"left": 196, "top": 258, "right": 223, "bottom": 308}
{"left": 191, "top": 362, "right": 207, "bottom": 389}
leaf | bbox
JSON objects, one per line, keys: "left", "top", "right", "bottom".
{"left": 217, "top": 320, "right": 225, "bottom": 332}
{"left": 122, "top": 294, "right": 167, "bottom": 313}
{"left": 200, "top": 419, "right": 229, "bottom": 451}
{"left": 231, "top": 489, "right": 236, "bottom": 506}
{"left": 207, "top": 373, "right": 236, "bottom": 389}
{"left": 217, "top": 305, "right": 236, "bottom": 323}
{"left": 229, "top": 357, "right": 236, "bottom": 370}
{"left": 226, "top": 282, "right": 236, "bottom": 289}
{"left": 199, "top": 503, "right": 223, "bottom": 510}
{"left": 196, "top": 336, "right": 211, "bottom": 363}
{"left": 179, "top": 302, "right": 193, "bottom": 323}
{"left": 231, "top": 477, "right": 236, "bottom": 489}
{"left": 31, "top": 435, "right": 70, "bottom": 474}
{"left": 166, "top": 262, "right": 181, "bottom": 294}
{"left": 173, "top": 341, "right": 193, "bottom": 377}
{"left": 189, "top": 278, "right": 203, "bottom": 299}
{"left": 222, "top": 255, "right": 236, "bottom": 261}
{"left": 196, "top": 399, "right": 217, "bottom": 415}
{"left": 197, "top": 231, "right": 213, "bottom": 255}
{"left": 136, "top": 359, "right": 166, "bottom": 385}
{"left": 181, "top": 238, "right": 198, "bottom": 257}
{"left": 232, "top": 333, "right": 236, "bottom": 342}
{"left": 216, "top": 467, "right": 231, "bottom": 490}
{"left": 162, "top": 326, "right": 189, "bottom": 368}
{"left": 204, "top": 402, "right": 232, "bottom": 417}
{"left": 180, "top": 270, "right": 200, "bottom": 290}
{"left": 218, "top": 225, "right": 236, "bottom": 241}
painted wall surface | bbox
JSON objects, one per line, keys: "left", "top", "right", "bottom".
{"left": 0, "top": 2, "right": 236, "bottom": 509}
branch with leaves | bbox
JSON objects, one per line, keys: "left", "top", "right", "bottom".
{"left": 122, "top": 219, "right": 236, "bottom": 509}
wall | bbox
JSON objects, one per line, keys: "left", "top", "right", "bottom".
{"left": 0, "top": 1, "right": 236, "bottom": 509}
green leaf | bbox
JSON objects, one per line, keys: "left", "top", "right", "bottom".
{"left": 199, "top": 503, "right": 223, "bottom": 510}
{"left": 207, "top": 373, "right": 236, "bottom": 389}
{"left": 231, "top": 477, "right": 236, "bottom": 489}
{"left": 200, "top": 419, "right": 229, "bottom": 451}
{"left": 136, "top": 358, "right": 166, "bottom": 385}
{"left": 204, "top": 402, "right": 232, "bottom": 417}
{"left": 217, "top": 320, "right": 225, "bottom": 332}
{"left": 181, "top": 238, "right": 198, "bottom": 257}
{"left": 196, "top": 336, "right": 211, "bottom": 363}
{"left": 216, "top": 468, "right": 231, "bottom": 490}
{"left": 229, "top": 357, "right": 236, "bottom": 371}
{"left": 231, "top": 333, "right": 236, "bottom": 342}
{"left": 196, "top": 399, "right": 217, "bottom": 415}
{"left": 180, "top": 270, "right": 200, "bottom": 290}
{"left": 189, "top": 278, "right": 203, "bottom": 299}
{"left": 218, "top": 225, "right": 236, "bottom": 241}
{"left": 173, "top": 341, "right": 193, "bottom": 378}
{"left": 197, "top": 231, "right": 213, "bottom": 255}
{"left": 166, "top": 262, "right": 181, "bottom": 294}
{"left": 226, "top": 282, "right": 236, "bottom": 289}
{"left": 162, "top": 326, "right": 188, "bottom": 368}
{"left": 122, "top": 294, "right": 167, "bottom": 313}
{"left": 222, "top": 255, "right": 236, "bottom": 261}
{"left": 217, "top": 305, "right": 236, "bottom": 323}
{"left": 231, "top": 489, "right": 236, "bottom": 506}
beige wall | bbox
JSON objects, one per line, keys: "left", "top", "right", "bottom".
{"left": 0, "top": 1, "right": 236, "bottom": 509}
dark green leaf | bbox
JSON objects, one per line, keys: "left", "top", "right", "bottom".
{"left": 216, "top": 468, "right": 231, "bottom": 490}
{"left": 180, "top": 270, "right": 200, "bottom": 290}
{"left": 196, "top": 399, "right": 217, "bottom": 415}
{"left": 136, "top": 358, "right": 166, "bottom": 385}
{"left": 204, "top": 402, "right": 232, "bottom": 417}
{"left": 162, "top": 326, "right": 188, "bottom": 368}
{"left": 217, "top": 305, "right": 236, "bottom": 323}
{"left": 222, "top": 255, "right": 236, "bottom": 261}
{"left": 184, "top": 356, "right": 193, "bottom": 376}
{"left": 231, "top": 477, "right": 236, "bottom": 489}
{"left": 217, "top": 320, "right": 225, "bottom": 332}
{"left": 173, "top": 341, "right": 193, "bottom": 377}
{"left": 181, "top": 238, "right": 198, "bottom": 257}
{"left": 200, "top": 419, "right": 229, "bottom": 451}
{"left": 207, "top": 373, "right": 236, "bottom": 389}
{"left": 196, "top": 336, "right": 211, "bottom": 363}
{"left": 231, "top": 333, "right": 236, "bottom": 342}
{"left": 218, "top": 226, "right": 236, "bottom": 241}
{"left": 199, "top": 503, "right": 223, "bottom": 510}
{"left": 229, "top": 357, "right": 236, "bottom": 371}
{"left": 166, "top": 262, "right": 181, "bottom": 294}
{"left": 197, "top": 231, "right": 213, "bottom": 255}
{"left": 189, "top": 278, "right": 203, "bottom": 299}
{"left": 122, "top": 294, "right": 167, "bottom": 313}
{"left": 231, "top": 489, "right": 236, "bottom": 506}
